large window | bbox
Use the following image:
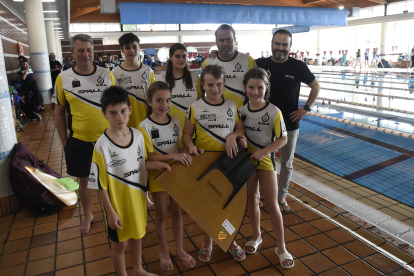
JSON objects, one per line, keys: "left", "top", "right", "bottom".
{"left": 70, "top": 23, "right": 121, "bottom": 33}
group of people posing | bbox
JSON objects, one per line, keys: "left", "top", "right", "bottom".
{"left": 52, "top": 24, "right": 320, "bottom": 276}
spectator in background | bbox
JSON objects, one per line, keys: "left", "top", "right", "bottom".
{"left": 50, "top": 52, "right": 62, "bottom": 88}
{"left": 63, "top": 58, "right": 75, "bottom": 71}
{"left": 196, "top": 54, "right": 202, "bottom": 67}
{"left": 18, "top": 59, "right": 44, "bottom": 113}
{"left": 117, "top": 53, "right": 125, "bottom": 65}
{"left": 143, "top": 55, "right": 152, "bottom": 67}
{"left": 190, "top": 60, "right": 199, "bottom": 69}
{"left": 106, "top": 53, "right": 117, "bottom": 71}
{"left": 97, "top": 56, "right": 109, "bottom": 69}
{"left": 18, "top": 55, "right": 26, "bottom": 72}
{"left": 411, "top": 46, "right": 414, "bottom": 68}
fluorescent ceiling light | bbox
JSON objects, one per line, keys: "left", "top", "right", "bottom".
{"left": 44, "top": 11, "right": 58, "bottom": 13}
{"left": 54, "top": 28, "right": 62, "bottom": 29}
{"left": 53, "top": 23, "right": 61, "bottom": 25}
{"left": 14, "top": 0, "right": 55, "bottom": 2}
{"left": 339, "top": 6, "right": 344, "bottom": 10}
{"left": 44, "top": 18, "right": 60, "bottom": 20}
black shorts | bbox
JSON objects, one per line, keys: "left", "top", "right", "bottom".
{"left": 64, "top": 136, "right": 95, "bottom": 178}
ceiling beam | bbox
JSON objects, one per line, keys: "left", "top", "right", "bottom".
{"left": 303, "top": 0, "right": 326, "bottom": 4}
{"left": 71, "top": 7, "right": 100, "bottom": 19}
{"left": 367, "top": 0, "right": 388, "bottom": 4}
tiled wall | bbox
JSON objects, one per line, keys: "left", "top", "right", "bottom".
{"left": 0, "top": 1, "right": 30, "bottom": 84}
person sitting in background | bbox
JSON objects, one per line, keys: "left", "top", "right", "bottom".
{"left": 190, "top": 60, "right": 199, "bottom": 69}
{"left": 18, "top": 59, "right": 44, "bottom": 113}
{"left": 106, "top": 53, "right": 117, "bottom": 71}
{"left": 117, "top": 54, "right": 125, "bottom": 65}
{"left": 97, "top": 56, "right": 109, "bottom": 69}
{"left": 144, "top": 55, "right": 152, "bottom": 67}
{"left": 63, "top": 58, "right": 75, "bottom": 71}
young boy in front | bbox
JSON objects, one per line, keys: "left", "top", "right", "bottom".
{"left": 88, "top": 86, "right": 169, "bottom": 276}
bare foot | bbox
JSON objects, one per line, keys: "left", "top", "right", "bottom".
{"left": 79, "top": 213, "right": 93, "bottom": 235}
{"left": 259, "top": 201, "right": 264, "bottom": 208}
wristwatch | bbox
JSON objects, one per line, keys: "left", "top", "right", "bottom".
{"left": 303, "top": 105, "right": 311, "bottom": 111}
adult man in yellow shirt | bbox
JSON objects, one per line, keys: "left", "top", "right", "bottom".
{"left": 52, "top": 34, "right": 115, "bottom": 234}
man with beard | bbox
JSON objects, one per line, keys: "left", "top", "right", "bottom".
{"left": 256, "top": 29, "right": 320, "bottom": 213}
{"left": 202, "top": 24, "right": 256, "bottom": 108}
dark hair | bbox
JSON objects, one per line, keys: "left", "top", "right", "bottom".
{"left": 200, "top": 64, "right": 225, "bottom": 97}
{"left": 146, "top": 81, "right": 172, "bottom": 117}
{"left": 215, "top": 24, "right": 236, "bottom": 39}
{"left": 118, "top": 33, "right": 140, "bottom": 48}
{"left": 21, "top": 58, "right": 28, "bottom": 63}
{"left": 18, "top": 55, "right": 25, "bottom": 60}
{"left": 101, "top": 86, "right": 130, "bottom": 112}
{"left": 242, "top": 68, "right": 271, "bottom": 105}
{"left": 107, "top": 53, "right": 112, "bottom": 57}
{"left": 272, "top": 29, "right": 293, "bottom": 46}
{"left": 166, "top": 43, "right": 193, "bottom": 90}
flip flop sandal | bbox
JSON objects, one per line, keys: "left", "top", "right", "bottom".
{"left": 244, "top": 238, "right": 263, "bottom": 254}
{"left": 275, "top": 248, "right": 294, "bottom": 269}
{"left": 198, "top": 244, "right": 212, "bottom": 262}
{"left": 159, "top": 252, "right": 173, "bottom": 270}
{"left": 278, "top": 201, "right": 290, "bottom": 213}
{"left": 229, "top": 245, "right": 246, "bottom": 262}
{"left": 176, "top": 252, "right": 196, "bottom": 268}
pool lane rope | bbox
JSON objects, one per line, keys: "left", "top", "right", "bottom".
{"left": 307, "top": 111, "right": 414, "bottom": 139}
{"left": 316, "top": 75, "right": 414, "bottom": 85}
{"left": 316, "top": 80, "right": 414, "bottom": 92}
{"left": 300, "top": 94, "right": 414, "bottom": 115}
{"left": 301, "top": 85, "right": 414, "bottom": 100}
{"left": 315, "top": 71, "right": 414, "bottom": 80}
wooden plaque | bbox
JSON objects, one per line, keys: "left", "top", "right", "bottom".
{"left": 155, "top": 152, "right": 248, "bottom": 252}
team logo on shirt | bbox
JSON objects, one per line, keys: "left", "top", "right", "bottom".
{"left": 173, "top": 124, "right": 179, "bottom": 133}
{"left": 111, "top": 151, "right": 118, "bottom": 157}
{"left": 107, "top": 159, "right": 126, "bottom": 168}
{"left": 137, "top": 145, "right": 143, "bottom": 160}
{"left": 241, "top": 114, "right": 246, "bottom": 121}
{"left": 258, "top": 112, "right": 270, "bottom": 125}
{"left": 96, "top": 76, "right": 107, "bottom": 86}
{"left": 233, "top": 62, "right": 244, "bottom": 73}
{"left": 142, "top": 71, "right": 147, "bottom": 80}
{"left": 285, "top": 75, "right": 294, "bottom": 80}
{"left": 200, "top": 114, "right": 216, "bottom": 121}
{"left": 117, "top": 75, "right": 132, "bottom": 84}
{"left": 72, "top": 78, "right": 81, "bottom": 88}
{"left": 266, "top": 69, "right": 271, "bottom": 77}
{"left": 202, "top": 109, "right": 209, "bottom": 113}
{"left": 89, "top": 172, "right": 96, "bottom": 183}
{"left": 227, "top": 108, "right": 233, "bottom": 117}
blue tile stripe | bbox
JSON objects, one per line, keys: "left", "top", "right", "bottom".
{"left": 0, "top": 150, "right": 12, "bottom": 161}
{"left": 33, "top": 70, "right": 51, "bottom": 74}
{"left": 30, "top": 52, "right": 48, "bottom": 56}
{"left": 40, "top": 89, "right": 51, "bottom": 93}
{"left": 0, "top": 90, "right": 10, "bottom": 99}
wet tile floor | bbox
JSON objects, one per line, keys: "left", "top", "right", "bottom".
{"left": 1, "top": 110, "right": 414, "bottom": 276}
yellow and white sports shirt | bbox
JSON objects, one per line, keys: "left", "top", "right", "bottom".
{"left": 186, "top": 97, "right": 239, "bottom": 152}
{"left": 156, "top": 71, "right": 202, "bottom": 128}
{"left": 140, "top": 115, "right": 184, "bottom": 192}
{"left": 88, "top": 127, "right": 153, "bottom": 242}
{"left": 52, "top": 66, "right": 115, "bottom": 142}
{"left": 112, "top": 64, "right": 156, "bottom": 129}
{"left": 202, "top": 51, "right": 256, "bottom": 108}
{"left": 239, "top": 102, "right": 287, "bottom": 170}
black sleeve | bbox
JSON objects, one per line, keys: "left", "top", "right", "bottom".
{"left": 49, "top": 61, "right": 53, "bottom": 70}
{"left": 300, "top": 62, "right": 315, "bottom": 85}
{"left": 57, "top": 61, "right": 62, "bottom": 67}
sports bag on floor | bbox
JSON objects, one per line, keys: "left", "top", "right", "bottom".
{"left": 9, "top": 142, "right": 65, "bottom": 213}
